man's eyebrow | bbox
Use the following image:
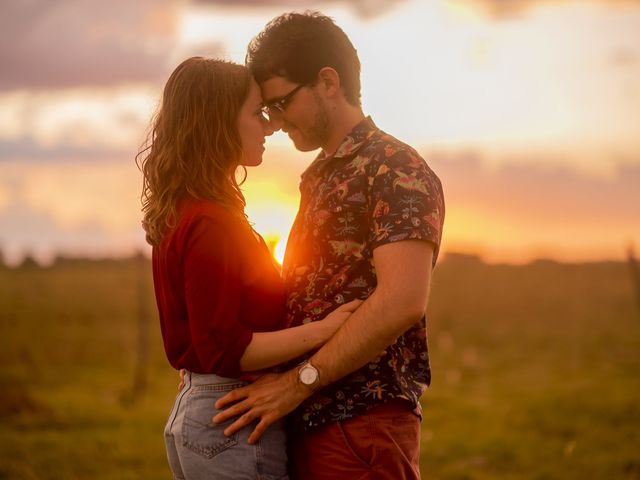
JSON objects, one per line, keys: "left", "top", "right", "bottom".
{"left": 262, "top": 95, "right": 281, "bottom": 106}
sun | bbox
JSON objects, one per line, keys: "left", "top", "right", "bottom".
{"left": 261, "top": 233, "right": 288, "bottom": 265}
{"left": 274, "top": 236, "right": 287, "bottom": 265}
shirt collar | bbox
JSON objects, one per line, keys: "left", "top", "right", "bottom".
{"left": 318, "top": 116, "right": 378, "bottom": 162}
{"left": 301, "top": 116, "right": 378, "bottom": 182}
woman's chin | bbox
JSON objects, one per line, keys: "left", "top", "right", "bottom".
{"left": 241, "top": 156, "right": 263, "bottom": 167}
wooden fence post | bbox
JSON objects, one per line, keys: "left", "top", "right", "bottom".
{"left": 125, "top": 251, "right": 151, "bottom": 404}
{"left": 627, "top": 243, "right": 640, "bottom": 318}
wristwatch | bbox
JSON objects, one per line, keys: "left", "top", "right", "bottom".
{"left": 297, "top": 361, "right": 320, "bottom": 389}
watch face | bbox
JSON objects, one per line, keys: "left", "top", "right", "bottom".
{"left": 300, "top": 365, "right": 318, "bottom": 385}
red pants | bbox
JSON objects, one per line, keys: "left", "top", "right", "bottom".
{"left": 291, "top": 400, "right": 421, "bottom": 480}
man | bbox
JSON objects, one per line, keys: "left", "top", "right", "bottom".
{"left": 214, "top": 12, "right": 445, "bottom": 479}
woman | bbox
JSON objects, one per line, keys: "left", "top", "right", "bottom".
{"left": 136, "top": 57, "right": 358, "bottom": 479}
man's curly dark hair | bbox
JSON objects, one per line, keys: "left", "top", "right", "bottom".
{"left": 246, "top": 11, "right": 362, "bottom": 107}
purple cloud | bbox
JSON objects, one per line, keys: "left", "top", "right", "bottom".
{"left": 0, "top": 0, "right": 178, "bottom": 90}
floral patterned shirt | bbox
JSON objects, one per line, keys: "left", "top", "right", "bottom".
{"left": 282, "top": 117, "right": 445, "bottom": 430}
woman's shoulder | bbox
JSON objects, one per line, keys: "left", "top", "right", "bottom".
{"left": 176, "top": 197, "right": 255, "bottom": 243}
{"left": 181, "top": 196, "right": 226, "bottom": 216}
{"left": 178, "top": 197, "right": 238, "bottom": 226}
{"left": 156, "top": 197, "right": 246, "bottom": 252}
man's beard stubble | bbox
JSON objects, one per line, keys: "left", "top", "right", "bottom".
{"left": 308, "top": 90, "right": 331, "bottom": 148}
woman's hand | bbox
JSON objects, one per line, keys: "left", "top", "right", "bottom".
{"left": 177, "top": 368, "right": 186, "bottom": 390}
{"left": 317, "top": 299, "right": 363, "bottom": 342}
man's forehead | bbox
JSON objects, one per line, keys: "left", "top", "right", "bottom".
{"left": 258, "top": 76, "right": 296, "bottom": 100}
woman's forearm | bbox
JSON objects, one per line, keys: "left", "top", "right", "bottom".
{"left": 239, "top": 322, "right": 330, "bottom": 372}
{"left": 238, "top": 299, "right": 360, "bottom": 372}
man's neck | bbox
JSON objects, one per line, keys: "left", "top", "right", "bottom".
{"left": 321, "top": 106, "right": 366, "bottom": 157}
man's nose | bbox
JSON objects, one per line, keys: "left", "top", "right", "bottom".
{"left": 263, "top": 118, "right": 275, "bottom": 136}
{"left": 267, "top": 115, "right": 284, "bottom": 133}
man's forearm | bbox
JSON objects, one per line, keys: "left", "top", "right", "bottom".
{"left": 307, "top": 287, "right": 425, "bottom": 389}
{"left": 304, "top": 240, "right": 434, "bottom": 389}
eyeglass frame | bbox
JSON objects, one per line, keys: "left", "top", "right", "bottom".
{"left": 260, "top": 84, "right": 307, "bottom": 121}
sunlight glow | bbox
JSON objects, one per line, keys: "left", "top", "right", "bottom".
{"left": 1, "top": 0, "right": 638, "bottom": 264}
{"left": 243, "top": 180, "right": 299, "bottom": 260}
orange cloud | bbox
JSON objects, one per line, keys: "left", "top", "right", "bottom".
{"left": 456, "top": 0, "right": 640, "bottom": 18}
{"left": 427, "top": 150, "right": 640, "bottom": 262}
{"left": 0, "top": 148, "right": 638, "bottom": 265}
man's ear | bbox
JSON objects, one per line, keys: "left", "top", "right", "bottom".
{"left": 316, "top": 67, "right": 341, "bottom": 98}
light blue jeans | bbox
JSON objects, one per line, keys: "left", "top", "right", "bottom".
{"left": 164, "top": 371, "right": 289, "bottom": 480}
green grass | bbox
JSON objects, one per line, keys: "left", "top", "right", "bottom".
{"left": 0, "top": 259, "right": 175, "bottom": 480}
{"left": 1, "top": 256, "right": 639, "bottom": 479}
{"left": 423, "top": 257, "right": 640, "bottom": 479}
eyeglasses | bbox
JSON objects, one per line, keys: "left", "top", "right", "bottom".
{"left": 263, "top": 84, "right": 306, "bottom": 120}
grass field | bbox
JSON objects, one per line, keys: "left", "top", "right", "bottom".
{"left": 1, "top": 255, "right": 639, "bottom": 479}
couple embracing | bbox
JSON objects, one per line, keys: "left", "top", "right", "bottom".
{"left": 137, "top": 11, "right": 445, "bottom": 480}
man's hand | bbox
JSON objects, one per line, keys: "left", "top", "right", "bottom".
{"left": 212, "top": 369, "right": 311, "bottom": 444}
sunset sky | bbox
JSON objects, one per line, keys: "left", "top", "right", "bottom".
{"left": 0, "top": 0, "right": 638, "bottom": 265}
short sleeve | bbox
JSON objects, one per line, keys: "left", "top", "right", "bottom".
{"left": 182, "top": 216, "right": 253, "bottom": 377}
{"left": 368, "top": 149, "right": 445, "bottom": 264}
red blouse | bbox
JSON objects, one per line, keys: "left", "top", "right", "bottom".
{"left": 152, "top": 197, "right": 286, "bottom": 378}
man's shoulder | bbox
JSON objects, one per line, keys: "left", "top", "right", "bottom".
{"left": 369, "top": 128, "right": 418, "bottom": 152}
{"left": 358, "top": 128, "right": 433, "bottom": 176}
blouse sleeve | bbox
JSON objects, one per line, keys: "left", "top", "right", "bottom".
{"left": 182, "top": 215, "right": 253, "bottom": 377}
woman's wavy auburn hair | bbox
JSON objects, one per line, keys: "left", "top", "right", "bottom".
{"left": 136, "top": 57, "right": 252, "bottom": 246}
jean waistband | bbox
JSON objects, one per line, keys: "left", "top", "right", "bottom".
{"left": 184, "top": 370, "right": 247, "bottom": 388}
